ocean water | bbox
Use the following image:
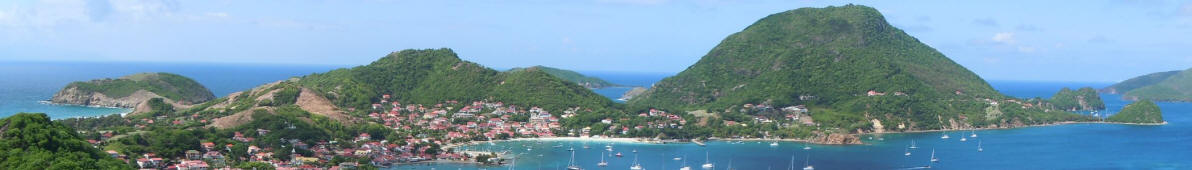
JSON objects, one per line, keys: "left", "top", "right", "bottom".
{"left": 580, "top": 71, "right": 671, "bottom": 103}
{"left": 396, "top": 81, "right": 1192, "bottom": 170}
{"left": 0, "top": 62, "right": 341, "bottom": 119}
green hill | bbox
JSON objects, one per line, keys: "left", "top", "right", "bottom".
{"left": 1048, "top": 87, "right": 1105, "bottom": 111}
{"left": 508, "top": 66, "right": 617, "bottom": 89}
{"left": 0, "top": 113, "right": 131, "bottom": 169}
{"left": 298, "top": 48, "right": 615, "bottom": 113}
{"left": 1109, "top": 68, "right": 1192, "bottom": 102}
{"left": 1100, "top": 70, "right": 1180, "bottom": 94}
{"left": 52, "top": 72, "right": 215, "bottom": 107}
{"left": 1107, "top": 100, "right": 1164, "bottom": 124}
{"left": 629, "top": 5, "right": 1088, "bottom": 131}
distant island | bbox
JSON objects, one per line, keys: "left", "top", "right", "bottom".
{"left": 1101, "top": 68, "right": 1192, "bottom": 102}
{"left": 508, "top": 65, "right": 619, "bottom": 89}
{"left": 50, "top": 72, "right": 215, "bottom": 115}
{"left": 1107, "top": 100, "right": 1165, "bottom": 124}
{"left": 1048, "top": 87, "right": 1106, "bottom": 111}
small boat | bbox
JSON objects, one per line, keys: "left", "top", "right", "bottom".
{"left": 941, "top": 133, "right": 950, "bottom": 139}
{"left": 770, "top": 142, "right": 779, "bottom": 147}
{"left": 583, "top": 145, "right": 590, "bottom": 149}
{"left": 632, "top": 149, "right": 638, "bottom": 153}
{"left": 701, "top": 151, "right": 714, "bottom": 169}
{"left": 554, "top": 145, "right": 563, "bottom": 148}
{"left": 568, "top": 147, "right": 575, "bottom": 151}
{"left": 606, "top": 147, "right": 613, "bottom": 152}
{"left": 527, "top": 148, "right": 532, "bottom": 151}
{"left": 930, "top": 148, "right": 939, "bottom": 162}
{"left": 803, "top": 143, "right": 811, "bottom": 150}
{"left": 680, "top": 156, "right": 692, "bottom": 170}
{"left": 616, "top": 152, "right": 623, "bottom": 157}
{"left": 904, "top": 146, "right": 911, "bottom": 156}
{"left": 674, "top": 157, "right": 682, "bottom": 161}
{"left": 802, "top": 155, "right": 814, "bottom": 170}
{"left": 960, "top": 136, "right": 968, "bottom": 142}
{"left": 970, "top": 130, "right": 978, "bottom": 138}
{"left": 977, "top": 140, "right": 984, "bottom": 152}
{"left": 909, "top": 140, "right": 919, "bottom": 149}
{"left": 630, "top": 155, "right": 644, "bottom": 170}
{"left": 597, "top": 151, "right": 608, "bottom": 167}
{"left": 566, "top": 150, "right": 582, "bottom": 170}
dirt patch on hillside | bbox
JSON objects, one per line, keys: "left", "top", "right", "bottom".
{"left": 296, "top": 88, "right": 356, "bottom": 123}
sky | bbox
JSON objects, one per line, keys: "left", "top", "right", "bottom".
{"left": 0, "top": 0, "right": 1190, "bottom": 82}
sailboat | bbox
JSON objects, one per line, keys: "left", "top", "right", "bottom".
{"left": 904, "top": 146, "right": 911, "bottom": 156}
{"left": 616, "top": 152, "right": 623, "bottom": 157}
{"left": 803, "top": 143, "right": 811, "bottom": 150}
{"left": 771, "top": 142, "right": 779, "bottom": 147}
{"left": 970, "top": 130, "right": 978, "bottom": 138}
{"left": 701, "top": 151, "right": 714, "bottom": 169}
{"left": 568, "top": 147, "right": 575, "bottom": 151}
{"left": 960, "top": 135, "right": 968, "bottom": 142}
{"left": 566, "top": 150, "right": 582, "bottom": 170}
{"left": 977, "top": 140, "right": 984, "bottom": 152}
{"left": 802, "top": 155, "right": 814, "bottom": 170}
{"left": 787, "top": 156, "right": 796, "bottom": 170}
{"left": 941, "top": 133, "right": 950, "bottom": 139}
{"left": 630, "top": 154, "right": 644, "bottom": 170}
{"left": 930, "top": 148, "right": 939, "bottom": 162}
{"left": 909, "top": 140, "right": 919, "bottom": 149}
{"left": 680, "top": 156, "right": 691, "bottom": 170}
{"left": 597, "top": 151, "right": 608, "bottom": 167}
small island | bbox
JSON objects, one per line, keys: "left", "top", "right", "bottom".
{"left": 50, "top": 72, "right": 215, "bottom": 115}
{"left": 1106, "top": 100, "right": 1165, "bottom": 124}
{"left": 1048, "top": 87, "right": 1106, "bottom": 111}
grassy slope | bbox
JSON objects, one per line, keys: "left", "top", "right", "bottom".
{"left": 67, "top": 72, "right": 215, "bottom": 103}
{"left": 1107, "top": 100, "right": 1164, "bottom": 123}
{"left": 1123, "top": 68, "right": 1192, "bottom": 101}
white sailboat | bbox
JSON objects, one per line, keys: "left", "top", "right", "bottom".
{"left": 904, "top": 146, "right": 911, "bottom": 156}
{"left": 977, "top": 140, "right": 984, "bottom": 152}
{"left": 770, "top": 142, "right": 779, "bottom": 147}
{"left": 597, "top": 151, "right": 608, "bottom": 167}
{"left": 701, "top": 151, "right": 714, "bottom": 169}
{"left": 960, "top": 135, "right": 968, "bottom": 142}
{"left": 630, "top": 154, "right": 644, "bottom": 170}
{"left": 930, "top": 148, "right": 939, "bottom": 162}
{"left": 566, "top": 150, "right": 582, "bottom": 170}
{"left": 970, "top": 130, "right": 978, "bottom": 138}
{"left": 941, "top": 133, "right": 950, "bottom": 139}
{"left": 680, "top": 156, "right": 692, "bottom": 170}
{"left": 802, "top": 155, "right": 814, "bottom": 170}
{"left": 803, "top": 143, "right": 811, "bottom": 150}
{"left": 909, "top": 140, "right": 919, "bottom": 149}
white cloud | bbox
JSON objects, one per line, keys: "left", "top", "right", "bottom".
{"left": 991, "top": 32, "right": 1016, "bottom": 44}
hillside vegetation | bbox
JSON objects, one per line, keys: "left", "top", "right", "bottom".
{"left": 1107, "top": 100, "right": 1164, "bottom": 124}
{"left": 297, "top": 48, "right": 616, "bottom": 113}
{"left": 1048, "top": 87, "right": 1105, "bottom": 111}
{"left": 629, "top": 4, "right": 1090, "bottom": 132}
{"left": 1110, "top": 68, "right": 1192, "bottom": 102}
{"left": 53, "top": 72, "right": 215, "bottom": 107}
{"left": 508, "top": 66, "right": 617, "bottom": 89}
{"left": 0, "top": 113, "right": 131, "bottom": 169}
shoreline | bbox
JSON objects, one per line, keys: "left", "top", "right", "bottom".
{"left": 34, "top": 100, "right": 134, "bottom": 119}
{"left": 443, "top": 120, "right": 1169, "bottom": 150}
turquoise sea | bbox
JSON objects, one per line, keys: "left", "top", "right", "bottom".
{"left": 2, "top": 63, "right": 1188, "bottom": 169}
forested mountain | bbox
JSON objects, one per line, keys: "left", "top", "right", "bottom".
{"left": 1048, "top": 87, "right": 1105, "bottom": 111}
{"left": 630, "top": 4, "right": 1089, "bottom": 131}
{"left": 297, "top": 48, "right": 615, "bottom": 113}
{"left": 1105, "top": 68, "right": 1192, "bottom": 102}
{"left": 1107, "top": 100, "right": 1164, "bottom": 124}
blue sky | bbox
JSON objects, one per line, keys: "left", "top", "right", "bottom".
{"left": 1, "top": 0, "right": 1190, "bottom": 82}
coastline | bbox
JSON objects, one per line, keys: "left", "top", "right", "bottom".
{"left": 443, "top": 136, "right": 659, "bottom": 150}
{"left": 35, "top": 100, "right": 134, "bottom": 119}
